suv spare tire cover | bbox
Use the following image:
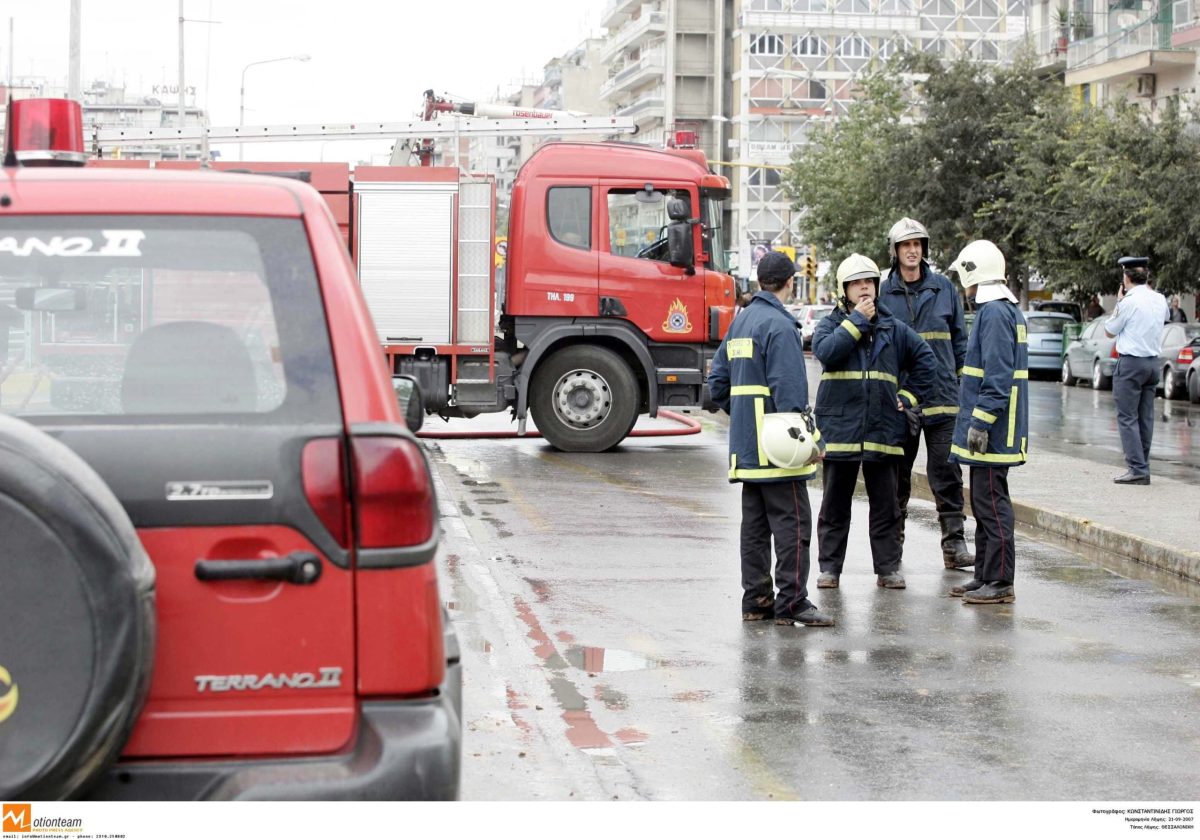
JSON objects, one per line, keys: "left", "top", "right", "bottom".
{"left": 0, "top": 414, "right": 156, "bottom": 800}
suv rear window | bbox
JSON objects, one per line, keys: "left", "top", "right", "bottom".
{"left": 0, "top": 216, "right": 339, "bottom": 424}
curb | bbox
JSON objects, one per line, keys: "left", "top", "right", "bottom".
{"left": 909, "top": 469, "right": 1200, "bottom": 585}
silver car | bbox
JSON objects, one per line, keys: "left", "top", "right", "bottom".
{"left": 1158, "top": 322, "right": 1200, "bottom": 400}
{"left": 1023, "top": 310, "right": 1075, "bottom": 377}
{"left": 1062, "top": 317, "right": 1117, "bottom": 390}
{"left": 789, "top": 303, "right": 834, "bottom": 349}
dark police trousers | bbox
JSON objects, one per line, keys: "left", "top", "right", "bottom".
{"left": 1113, "top": 355, "right": 1158, "bottom": 476}
{"left": 898, "top": 417, "right": 965, "bottom": 531}
{"left": 817, "top": 458, "right": 902, "bottom": 576}
{"left": 969, "top": 466, "right": 1015, "bottom": 584}
{"left": 740, "top": 481, "right": 815, "bottom": 619}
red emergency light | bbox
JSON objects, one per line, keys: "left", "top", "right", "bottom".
{"left": 666, "top": 130, "right": 698, "bottom": 150}
{"left": 3, "top": 98, "right": 87, "bottom": 166}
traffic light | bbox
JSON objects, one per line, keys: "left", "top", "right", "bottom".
{"left": 801, "top": 248, "right": 818, "bottom": 304}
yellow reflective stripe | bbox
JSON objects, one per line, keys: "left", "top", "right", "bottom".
{"left": 869, "top": 371, "right": 898, "bottom": 385}
{"left": 919, "top": 331, "right": 952, "bottom": 341}
{"left": 922, "top": 405, "right": 959, "bottom": 416}
{"left": 951, "top": 444, "right": 1026, "bottom": 464}
{"left": 730, "top": 465, "right": 818, "bottom": 480}
{"left": 825, "top": 442, "right": 863, "bottom": 453}
{"left": 755, "top": 398, "right": 767, "bottom": 466}
{"left": 840, "top": 319, "right": 862, "bottom": 340}
{"left": 731, "top": 385, "right": 771, "bottom": 396}
{"left": 821, "top": 371, "right": 864, "bottom": 381}
{"left": 898, "top": 389, "right": 918, "bottom": 407}
{"left": 972, "top": 408, "right": 997, "bottom": 424}
{"left": 962, "top": 366, "right": 1028, "bottom": 380}
{"left": 1016, "top": 325, "right": 1027, "bottom": 343}
{"left": 957, "top": 367, "right": 964, "bottom": 377}
{"left": 727, "top": 337, "right": 754, "bottom": 359}
{"left": 863, "top": 441, "right": 905, "bottom": 456}
{"left": 1007, "top": 387, "right": 1018, "bottom": 447}
{"left": 1013, "top": 370, "right": 1028, "bottom": 379}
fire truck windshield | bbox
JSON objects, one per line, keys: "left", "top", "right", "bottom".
{"left": 702, "top": 196, "right": 727, "bottom": 274}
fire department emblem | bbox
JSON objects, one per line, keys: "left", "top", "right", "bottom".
{"left": 662, "top": 298, "right": 692, "bottom": 333}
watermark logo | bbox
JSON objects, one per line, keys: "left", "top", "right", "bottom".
{"left": 2, "top": 803, "right": 32, "bottom": 833}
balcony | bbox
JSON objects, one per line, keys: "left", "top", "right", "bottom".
{"left": 601, "top": 0, "right": 642, "bottom": 29}
{"left": 740, "top": 8, "right": 919, "bottom": 34}
{"left": 1001, "top": 25, "right": 1069, "bottom": 73}
{"left": 600, "top": 7, "right": 667, "bottom": 64}
{"left": 614, "top": 86, "right": 666, "bottom": 119}
{"left": 1172, "top": 0, "right": 1200, "bottom": 45}
{"left": 1065, "top": 13, "right": 1195, "bottom": 86}
{"left": 599, "top": 47, "right": 666, "bottom": 101}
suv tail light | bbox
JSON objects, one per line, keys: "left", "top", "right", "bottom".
{"left": 1178, "top": 346, "right": 1195, "bottom": 365}
{"left": 302, "top": 438, "right": 350, "bottom": 547}
{"left": 351, "top": 435, "right": 435, "bottom": 548}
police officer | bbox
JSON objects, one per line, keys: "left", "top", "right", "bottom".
{"left": 708, "top": 251, "right": 834, "bottom": 628}
{"left": 1105, "top": 256, "right": 1169, "bottom": 485}
{"left": 946, "top": 240, "right": 1028, "bottom": 605}
{"left": 879, "top": 217, "right": 973, "bottom": 570}
{"left": 811, "top": 254, "right": 937, "bottom": 590}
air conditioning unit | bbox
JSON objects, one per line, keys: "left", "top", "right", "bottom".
{"left": 1136, "top": 73, "right": 1156, "bottom": 97}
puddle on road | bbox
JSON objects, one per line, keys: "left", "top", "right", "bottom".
{"left": 564, "top": 645, "right": 663, "bottom": 673}
{"left": 439, "top": 451, "right": 493, "bottom": 484}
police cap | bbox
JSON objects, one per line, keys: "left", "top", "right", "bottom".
{"left": 757, "top": 251, "right": 796, "bottom": 283}
{"left": 1118, "top": 256, "right": 1150, "bottom": 270}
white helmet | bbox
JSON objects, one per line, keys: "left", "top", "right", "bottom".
{"left": 835, "top": 253, "right": 881, "bottom": 302}
{"left": 948, "top": 240, "right": 1006, "bottom": 289}
{"left": 888, "top": 217, "right": 930, "bottom": 263}
{"left": 761, "top": 412, "right": 818, "bottom": 469}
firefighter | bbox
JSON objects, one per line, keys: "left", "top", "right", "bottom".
{"left": 811, "top": 254, "right": 938, "bottom": 590}
{"left": 946, "top": 240, "right": 1028, "bottom": 605}
{"left": 879, "top": 217, "right": 972, "bottom": 570}
{"left": 708, "top": 251, "right": 834, "bottom": 628}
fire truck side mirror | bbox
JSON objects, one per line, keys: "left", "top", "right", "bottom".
{"left": 666, "top": 197, "right": 691, "bottom": 222}
{"left": 667, "top": 220, "right": 695, "bottom": 274}
{"left": 15, "top": 287, "right": 87, "bottom": 312}
{"left": 393, "top": 375, "right": 425, "bottom": 432}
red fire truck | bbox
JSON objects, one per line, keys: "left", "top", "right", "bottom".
{"left": 89, "top": 106, "right": 739, "bottom": 452}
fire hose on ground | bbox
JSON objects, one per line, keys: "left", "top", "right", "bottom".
{"left": 416, "top": 409, "right": 702, "bottom": 440}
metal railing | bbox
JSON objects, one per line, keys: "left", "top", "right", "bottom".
{"left": 1067, "top": 12, "right": 1180, "bottom": 70}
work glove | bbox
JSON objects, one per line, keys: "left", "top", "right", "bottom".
{"left": 967, "top": 426, "right": 989, "bottom": 455}
{"left": 896, "top": 399, "right": 921, "bottom": 437}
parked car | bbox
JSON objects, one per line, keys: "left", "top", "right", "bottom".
{"left": 1031, "top": 299, "right": 1083, "bottom": 322}
{"left": 1062, "top": 316, "right": 1118, "bottom": 390}
{"left": 1157, "top": 323, "right": 1200, "bottom": 400}
{"left": 0, "top": 102, "right": 460, "bottom": 800}
{"left": 789, "top": 303, "right": 834, "bottom": 348}
{"left": 1186, "top": 344, "right": 1200, "bottom": 403}
{"left": 1022, "top": 310, "right": 1076, "bottom": 377}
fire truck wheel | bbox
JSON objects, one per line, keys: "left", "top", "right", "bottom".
{"left": 0, "top": 414, "right": 156, "bottom": 800}
{"left": 530, "top": 345, "right": 640, "bottom": 452}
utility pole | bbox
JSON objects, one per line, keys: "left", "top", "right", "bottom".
{"left": 68, "top": 0, "right": 81, "bottom": 101}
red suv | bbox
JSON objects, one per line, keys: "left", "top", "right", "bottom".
{"left": 0, "top": 100, "right": 460, "bottom": 800}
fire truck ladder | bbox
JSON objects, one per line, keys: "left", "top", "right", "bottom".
{"left": 89, "top": 115, "right": 640, "bottom": 163}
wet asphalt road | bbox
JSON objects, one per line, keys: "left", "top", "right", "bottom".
{"left": 1032, "top": 378, "right": 1200, "bottom": 483}
{"left": 428, "top": 417, "right": 1200, "bottom": 801}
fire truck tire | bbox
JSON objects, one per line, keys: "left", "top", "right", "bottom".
{"left": 0, "top": 414, "right": 156, "bottom": 800}
{"left": 530, "top": 345, "right": 640, "bottom": 452}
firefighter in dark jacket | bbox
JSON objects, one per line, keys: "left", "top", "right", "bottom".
{"left": 708, "top": 251, "right": 834, "bottom": 628}
{"left": 811, "top": 254, "right": 938, "bottom": 591}
{"left": 946, "top": 240, "right": 1029, "bottom": 605}
{"left": 879, "top": 217, "right": 973, "bottom": 570}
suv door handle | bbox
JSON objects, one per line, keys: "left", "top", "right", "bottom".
{"left": 195, "top": 551, "right": 322, "bottom": 585}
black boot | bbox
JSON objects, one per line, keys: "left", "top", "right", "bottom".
{"left": 939, "top": 512, "right": 974, "bottom": 570}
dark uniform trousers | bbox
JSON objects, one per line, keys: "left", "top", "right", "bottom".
{"left": 817, "top": 458, "right": 902, "bottom": 575}
{"left": 969, "top": 466, "right": 1014, "bottom": 585}
{"left": 740, "top": 480, "right": 814, "bottom": 619}
{"left": 1113, "top": 355, "right": 1158, "bottom": 476}
{"left": 898, "top": 417, "right": 965, "bottom": 528}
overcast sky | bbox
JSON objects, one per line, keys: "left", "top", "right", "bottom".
{"left": 3, "top": 0, "right": 605, "bottom": 161}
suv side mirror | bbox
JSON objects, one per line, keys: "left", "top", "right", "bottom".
{"left": 393, "top": 375, "right": 425, "bottom": 432}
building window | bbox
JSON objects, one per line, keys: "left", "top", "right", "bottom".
{"left": 963, "top": 0, "right": 998, "bottom": 15}
{"left": 837, "top": 34, "right": 872, "bottom": 57}
{"left": 835, "top": 0, "right": 872, "bottom": 11}
{"left": 750, "top": 34, "right": 786, "bottom": 55}
{"left": 794, "top": 34, "right": 829, "bottom": 56}
{"left": 921, "top": 0, "right": 958, "bottom": 14}
{"left": 748, "top": 0, "right": 786, "bottom": 9}
{"left": 879, "top": 0, "right": 914, "bottom": 11}
{"left": 748, "top": 168, "right": 783, "bottom": 187}
{"left": 793, "top": 0, "right": 830, "bottom": 9}
{"left": 547, "top": 187, "right": 591, "bottom": 250}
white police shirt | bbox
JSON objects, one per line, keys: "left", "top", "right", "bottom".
{"left": 1105, "top": 284, "right": 1169, "bottom": 358}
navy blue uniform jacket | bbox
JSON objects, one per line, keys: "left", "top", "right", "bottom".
{"left": 708, "top": 292, "right": 821, "bottom": 483}
{"left": 811, "top": 304, "right": 938, "bottom": 461}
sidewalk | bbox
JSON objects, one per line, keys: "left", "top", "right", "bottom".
{"left": 909, "top": 446, "right": 1200, "bottom": 584}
